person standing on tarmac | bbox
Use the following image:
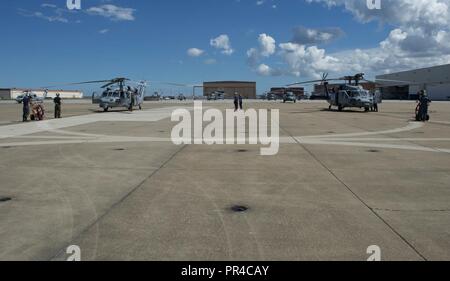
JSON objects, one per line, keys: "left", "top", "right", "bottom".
{"left": 239, "top": 94, "right": 243, "bottom": 110}
{"left": 22, "top": 94, "right": 30, "bottom": 122}
{"left": 234, "top": 93, "right": 239, "bottom": 112}
{"left": 53, "top": 93, "right": 62, "bottom": 119}
{"left": 372, "top": 92, "right": 379, "bottom": 112}
{"left": 418, "top": 90, "right": 431, "bottom": 121}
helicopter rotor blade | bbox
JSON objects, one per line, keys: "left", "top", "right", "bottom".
{"left": 287, "top": 77, "right": 343, "bottom": 87}
{"left": 41, "top": 80, "right": 113, "bottom": 89}
{"left": 287, "top": 79, "right": 326, "bottom": 86}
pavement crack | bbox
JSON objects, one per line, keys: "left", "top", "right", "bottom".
{"left": 48, "top": 144, "right": 187, "bottom": 261}
{"left": 279, "top": 124, "right": 429, "bottom": 261}
{"left": 372, "top": 208, "right": 450, "bottom": 213}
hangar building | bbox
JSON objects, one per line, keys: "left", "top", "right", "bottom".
{"left": 203, "top": 81, "right": 256, "bottom": 99}
{"left": 376, "top": 64, "right": 450, "bottom": 101}
{"left": 0, "top": 88, "right": 83, "bottom": 100}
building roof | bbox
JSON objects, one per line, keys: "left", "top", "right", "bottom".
{"left": 377, "top": 64, "right": 450, "bottom": 78}
{"left": 204, "top": 81, "right": 256, "bottom": 84}
{"left": 0, "top": 88, "right": 82, "bottom": 92}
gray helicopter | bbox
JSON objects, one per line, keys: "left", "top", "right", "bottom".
{"left": 289, "top": 73, "right": 380, "bottom": 112}
{"left": 15, "top": 89, "right": 48, "bottom": 104}
{"left": 67, "top": 78, "right": 145, "bottom": 112}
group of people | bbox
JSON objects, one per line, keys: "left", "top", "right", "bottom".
{"left": 234, "top": 93, "right": 244, "bottom": 111}
{"left": 22, "top": 93, "right": 62, "bottom": 122}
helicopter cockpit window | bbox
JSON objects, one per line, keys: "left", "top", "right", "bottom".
{"left": 348, "top": 91, "right": 360, "bottom": 97}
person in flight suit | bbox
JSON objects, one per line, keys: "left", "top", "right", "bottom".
{"left": 239, "top": 94, "right": 243, "bottom": 110}
{"left": 418, "top": 90, "right": 431, "bottom": 121}
{"left": 53, "top": 93, "right": 62, "bottom": 118}
{"left": 22, "top": 94, "right": 30, "bottom": 122}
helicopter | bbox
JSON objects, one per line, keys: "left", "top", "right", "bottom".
{"left": 92, "top": 78, "right": 145, "bottom": 112}
{"left": 15, "top": 89, "right": 48, "bottom": 104}
{"left": 61, "top": 78, "right": 146, "bottom": 112}
{"left": 288, "top": 73, "right": 379, "bottom": 112}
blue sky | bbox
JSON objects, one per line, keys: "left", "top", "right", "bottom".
{"left": 2, "top": 0, "right": 448, "bottom": 95}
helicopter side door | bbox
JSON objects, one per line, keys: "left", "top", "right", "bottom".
{"left": 92, "top": 92, "right": 101, "bottom": 104}
{"left": 338, "top": 90, "right": 349, "bottom": 107}
{"left": 328, "top": 92, "right": 337, "bottom": 106}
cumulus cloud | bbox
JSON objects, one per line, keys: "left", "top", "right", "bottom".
{"left": 291, "top": 26, "right": 344, "bottom": 45}
{"left": 18, "top": 5, "right": 70, "bottom": 23}
{"left": 258, "top": 33, "right": 276, "bottom": 56}
{"left": 246, "top": 33, "right": 276, "bottom": 68}
{"left": 278, "top": 43, "right": 340, "bottom": 77}
{"left": 256, "top": 64, "right": 282, "bottom": 76}
{"left": 187, "top": 48, "right": 205, "bottom": 57}
{"left": 87, "top": 5, "right": 136, "bottom": 21}
{"left": 305, "top": 0, "right": 450, "bottom": 57}
{"left": 210, "top": 34, "right": 234, "bottom": 55}
{"left": 249, "top": 0, "right": 450, "bottom": 78}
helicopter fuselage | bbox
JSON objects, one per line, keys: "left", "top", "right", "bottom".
{"left": 96, "top": 85, "right": 144, "bottom": 112}
{"left": 327, "top": 85, "right": 373, "bottom": 111}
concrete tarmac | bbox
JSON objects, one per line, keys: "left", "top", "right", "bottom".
{"left": 0, "top": 100, "right": 449, "bottom": 261}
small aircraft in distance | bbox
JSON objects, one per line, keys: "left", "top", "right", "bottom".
{"left": 15, "top": 89, "right": 48, "bottom": 104}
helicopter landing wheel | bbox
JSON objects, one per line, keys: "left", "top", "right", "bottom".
{"left": 364, "top": 107, "right": 370, "bottom": 112}
{"left": 329, "top": 105, "right": 332, "bottom": 110}
{"left": 338, "top": 105, "right": 343, "bottom": 112}
{"left": 103, "top": 107, "right": 109, "bottom": 112}
{"left": 139, "top": 105, "right": 142, "bottom": 110}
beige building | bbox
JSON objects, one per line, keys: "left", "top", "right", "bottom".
{"left": 203, "top": 81, "right": 256, "bottom": 99}
{"left": 0, "top": 88, "right": 83, "bottom": 100}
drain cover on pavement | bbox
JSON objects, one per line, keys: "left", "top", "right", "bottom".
{"left": 231, "top": 205, "right": 249, "bottom": 212}
{"left": 0, "top": 197, "right": 12, "bottom": 203}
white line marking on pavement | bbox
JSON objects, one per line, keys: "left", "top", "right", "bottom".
{"left": 0, "top": 115, "right": 449, "bottom": 154}
{"left": 0, "top": 107, "right": 189, "bottom": 139}
{"left": 303, "top": 122, "right": 424, "bottom": 139}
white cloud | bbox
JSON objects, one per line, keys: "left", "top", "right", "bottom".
{"left": 18, "top": 6, "right": 69, "bottom": 23}
{"left": 258, "top": 33, "right": 276, "bottom": 57}
{"left": 256, "top": 64, "right": 282, "bottom": 76}
{"left": 278, "top": 43, "right": 339, "bottom": 77}
{"left": 87, "top": 5, "right": 136, "bottom": 21}
{"left": 187, "top": 48, "right": 205, "bottom": 57}
{"left": 246, "top": 33, "right": 276, "bottom": 68}
{"left": 249, "top": 0, "right": 450, "bottom": 78}
{"left": 291, "top": 26, "right": 344, "bottom": 45}
{"left": 41, "top": 3, "right": 57, "bottom": 9}
{"left": 210, "top": 34, "right": 234, "bottom": 55}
